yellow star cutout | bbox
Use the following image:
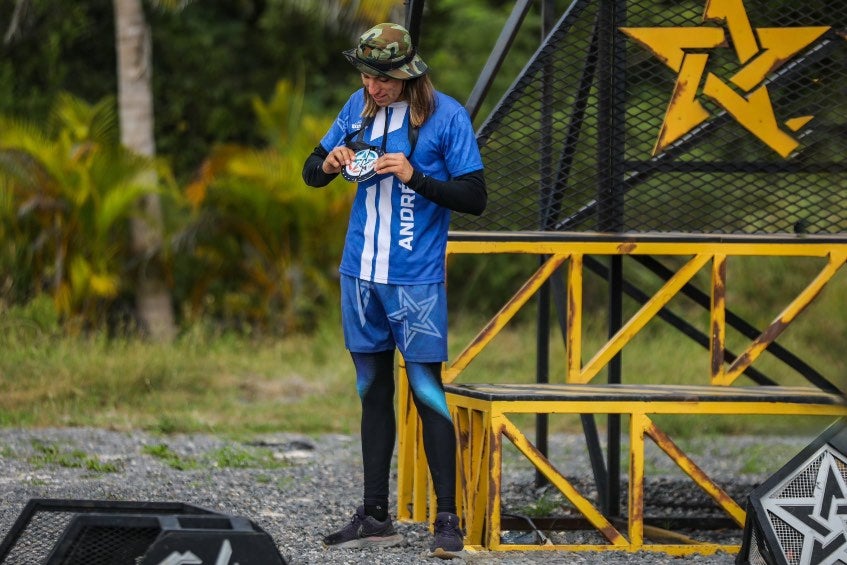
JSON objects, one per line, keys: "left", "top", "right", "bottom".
{"left": 620, "top": 0, "right": 829, "bottom": 158}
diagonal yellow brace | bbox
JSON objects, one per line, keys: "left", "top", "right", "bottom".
{"left": 720, "top": 250, "right": 847, "bottom": 385}
{"left": 444, "top": 253, "right": 569, "bottom": 383}
{"left": 499, "top": 417, "right": 628, "bottom": 546}
{"left": 645, "top": 417, "right": 746, "bottom": 526}
{"left": 467, "top": 409, "right": 490, "bottom": 544}
{"left": 578, "top": 254, "right": 712, "bottom": 384}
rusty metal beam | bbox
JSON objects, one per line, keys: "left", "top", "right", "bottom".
{"left": 499, "top": 416, "right": 628, "bottom": 546}
{"left": 710, "top": 255, "right": 727, "bottom": 384}
{"left": 577, "top": 253, "right": 712, "bottom": 384}
{"left": 445, "top": 253, "right": 569, "bottom": 382}
{"left": 645, "top": 418, "right": 746, "bottom": 526}
{"left": 566, "top": 254, "right": 583, "bottom": 382}
{"left": 720, "top": 250, "right": 847, "bottom": 385}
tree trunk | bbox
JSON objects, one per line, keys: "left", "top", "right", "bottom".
{"left": 114, "top": 0, "right": 176, "bottom": 341}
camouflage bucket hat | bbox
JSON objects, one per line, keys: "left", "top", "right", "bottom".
{"left": 343, "top": 23, "right": 428, "bottom": 80}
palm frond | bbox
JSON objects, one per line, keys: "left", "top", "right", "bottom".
{"left": 98, "top": 182, "right": 158, "bottom": 237}
{"left": 0, "top": 116, "right": 53, "bottom": 156}
{"left": 49, "top": 93, "right": 119, "bottom": 146}
{"left": 251, "top": 78, "right": 306, "bottom": 148}
{"left": 184, "top": 144, "right": 245, "bottom": 208}
{"left": 0, "top": 149, "right": 56, "bottom": 195}
{"left": 226, "top": 149, "right": 293, "bottom": 188}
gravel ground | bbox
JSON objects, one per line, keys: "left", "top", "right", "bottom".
{"left": 0, "top": 428, "right": 814, "bottom": 564}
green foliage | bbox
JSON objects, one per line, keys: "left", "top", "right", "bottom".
{"left": 421, "top": 0, "right": 542, "bottom": 115}
{"left": 147, "top": 0, "right": 405, "bottom": 176}
{"left": 0, "top": 0, "right": 404, "bottom": 178}
{"left": 173, "top": 79, "right": 352, "bottom": 333}
{"left": 0, "top": 0, "right": 116, "bottom": 124}
{"left": 0, "top": 0, "right": 527, "bottom": 180}
{"left": 0, "top": 93, "right": 170, "bottom": 327}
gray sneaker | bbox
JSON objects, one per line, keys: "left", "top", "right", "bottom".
{"left": 322, "top": 506, "right": 404, "bottom": 549}
{"left": 429, "top": 512, "right": 464, "bottom": 559}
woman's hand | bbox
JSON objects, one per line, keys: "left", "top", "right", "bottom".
{"left": 322, "top": 146, "right": 356, "bottom": 174}
{"left": 375, "top": 152, "right": 414, "bottom": 184}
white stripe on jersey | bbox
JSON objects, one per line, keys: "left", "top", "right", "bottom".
{"left": 360, "top": 185, "right": 378, "bottom": 280}
{"left": 369, "top": 103, "right": 408, "bottom": 143}
{"left": 356, "top": 103, "right": 409, "bottom": 283}
{"left": 374, "top": 176, "right": 393, "bottom": 282}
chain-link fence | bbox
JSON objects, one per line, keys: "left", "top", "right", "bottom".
{"left": 455, "top": 0, "right": 847, "bottom": 234}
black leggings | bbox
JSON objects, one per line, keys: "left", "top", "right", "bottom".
{"left": 352, "top": 350, "right": 457, "bottom": 515}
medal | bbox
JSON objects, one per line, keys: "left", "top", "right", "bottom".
{"left": 342, "top": 147, "right": 383, "bottom": 182}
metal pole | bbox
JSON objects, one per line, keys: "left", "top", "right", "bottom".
{"left": 607, "top": 0, "right": 629, "bottom": 518}
{"left": 536, "top": 0, "right": 556, "bottom": 487}
{"left": 404, "top": 0, "right": 425, "bottom": 46}
{"left": 607, "top": 257, "right": 623, "bottom": 517}
{"left": 465, "top": 0, "right": 534, "bottom": 120}
{"left": 596, "top": 0, "right": 626, "bottom": 517}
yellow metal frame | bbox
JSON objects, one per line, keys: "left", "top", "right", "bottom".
{"left": 395, "top": 231, "right": 847, "bottom": 555}
{"left": 444, "top": 384, "right": 847, "bottom": 555}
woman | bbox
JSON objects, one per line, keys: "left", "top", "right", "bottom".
{"left": 302, "top": 22, "right": 486, "bottom": 559}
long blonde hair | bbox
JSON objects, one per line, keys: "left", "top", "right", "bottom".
{"left": 362, "top": 74, "right": 436, "bottom": 128}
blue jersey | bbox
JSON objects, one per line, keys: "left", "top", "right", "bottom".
{"left": 320, "top": 89, "right": 483, "bottom": 284}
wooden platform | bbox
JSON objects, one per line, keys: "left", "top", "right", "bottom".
{"left": 445, "top": 383, "right": 846, "bottom": 406}
{"left": 441, "top": 383, "right": 847, "bottom": 555}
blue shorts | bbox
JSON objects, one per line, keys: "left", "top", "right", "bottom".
{"left": 340, "top": 275, "right": 448, "bottom": 362}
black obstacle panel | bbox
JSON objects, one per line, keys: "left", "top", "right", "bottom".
{"left": 457, "top": 0, "right": 847, "bottom": 234}
{"left": 0, "top": 499, "right": 287, "bottom": 565}
{"left": 737, "top": 419, "right": 847, "bottom": 564}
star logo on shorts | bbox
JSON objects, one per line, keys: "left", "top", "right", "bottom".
{"left": 387, "top": 289, "right": 442, "bottom": 349}
{"left": 763, "top": 447, "right": 847, "bottom": 563}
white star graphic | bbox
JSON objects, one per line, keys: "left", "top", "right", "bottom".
{"left": 764, "top": 446, "right": 847, "bottom": 565}
{"left": 387, "top": 289, "right": 442, "bottom": 349}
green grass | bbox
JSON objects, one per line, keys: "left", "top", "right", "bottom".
{"left": 0, "top": 316, "right": 360, "bottom": 435}
{"left": 739, "top": 442, "right": 806, "bottom": 474}
{"left": 516, "top": 491, "right": 563, "bottom": 518}
{"left": 27, "top": 440, "right": 122, "bottom": 473}
{"left": 0, "top": 258, "right": 844, "bottom": 440}
{"left": 142, "top": 443, "right": 201, "bottom": 470}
